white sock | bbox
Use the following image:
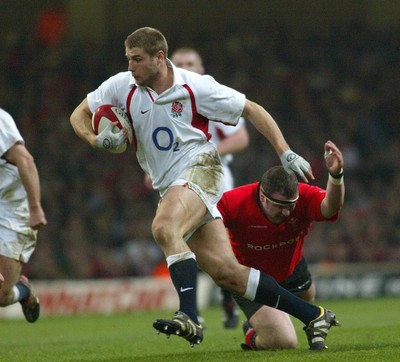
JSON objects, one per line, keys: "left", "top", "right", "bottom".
{"left": 166, "top": 251, "right": 196, "bottom": 267}
{"left": 12, "top": 286, "right": 20, "bottom": 303}
{"left": 244, "top": 268, "right": 260, "bottom": 301}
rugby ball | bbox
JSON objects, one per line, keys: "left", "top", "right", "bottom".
{"left": 92, "top": 104, "right": 133, "bottom": 154}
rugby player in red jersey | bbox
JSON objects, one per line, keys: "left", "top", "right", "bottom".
{"left": 218, "top": 140, "right": 344, "bottom": 350}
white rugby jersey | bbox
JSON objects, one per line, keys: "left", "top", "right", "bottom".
{"left": 208, "top": 118, "right": 247, "bottom": 192}
{"left": 0, "top": 109, "right": 30, "bottom": 232}
{"left": 208, "top": 117, "right": 246, "bottom": 167}
{"left": 87, "top": 61, "right": 246, "bottom": 193}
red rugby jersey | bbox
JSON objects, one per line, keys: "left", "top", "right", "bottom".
{"left": 218, "top": 182, "right": 338, "bottom": 282}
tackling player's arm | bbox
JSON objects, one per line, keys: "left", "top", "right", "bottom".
{"left": 70, "top": 98, "right": 97, "bottom": 148}
{"left": 242, "top": 99, "right": 314, "bottom": 182}
{"left": 320, "top": 140, "right": 345, "bottom": 218}
{"left": 3, "top": 143, "right": 47, "bottom": 229}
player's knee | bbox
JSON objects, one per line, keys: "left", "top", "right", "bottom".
{"left": 151, "top": 220, "right": 174, "bottom": 247}
{"left": 257, "top": 332, "right": 298, "bottom": 350}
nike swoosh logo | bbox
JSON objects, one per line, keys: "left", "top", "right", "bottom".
{"left": 141, "top": 109, "right": 151, "bottom": 114}
{"left": 273, "top": 295, "right": 281, "bottom": 308}
{"left": 180, "top": 287, "right": 194, "bottom": 292}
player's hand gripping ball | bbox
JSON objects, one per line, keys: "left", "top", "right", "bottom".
{"left": 92, "top": 104, "right": 133, "bottom": 153}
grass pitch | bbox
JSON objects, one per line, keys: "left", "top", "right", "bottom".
{"left": 1, "top": 297, "right": 399, "bottom": 361}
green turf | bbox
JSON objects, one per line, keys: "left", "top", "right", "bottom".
{"left": 1, "top": 297, "right": 399, "bottom": 361}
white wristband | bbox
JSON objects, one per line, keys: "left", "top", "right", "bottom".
{"left": 329, "top": 174, "right": 344, "bottom": 185}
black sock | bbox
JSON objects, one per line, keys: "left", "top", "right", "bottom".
{"left": 254, "top": 272, "right": 320, "bottom": 325}
{"left": 15, "top": 281, "right": 30, "bottom": 302}
{"left": 169, "top": 258, "right": 198, "bottom": 324}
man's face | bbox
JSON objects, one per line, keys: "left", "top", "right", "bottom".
{"left": 171, "top": 52, "right": 204, "bottom": 75}
{"left": 259, "top": 188, "right": 298, "bottom": 224}
{"left": 126, "top": 47, "right": 161, "bottom": 87}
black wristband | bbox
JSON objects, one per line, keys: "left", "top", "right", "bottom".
{"left": 329, "top": 170, "right": 344, "bottom": 179}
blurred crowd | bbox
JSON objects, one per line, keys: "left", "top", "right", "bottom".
{"left": 0, "top": 17, "right": 399, "bottom": 279}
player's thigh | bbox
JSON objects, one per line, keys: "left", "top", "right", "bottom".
{"left": 251, "top": 305, "right": 297, "bottom": 349}
{"left": 188, "top": 218, "right": 236, "bottom": 269}
{"left": 152, "top": 185, "right": 207, "bottom": 240}
{"left": 296, "top": 282, "right": 316, "bottom": 302}
{"left": 188, "top": 219, "right": 248, "bottom": 288}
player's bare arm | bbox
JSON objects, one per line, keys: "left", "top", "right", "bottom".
{"left": 4, "top": 143, "right": 47, "bottom": 229}
{"left": 242, "top": 99, "right": 288, "bottom": 155}
{"left": 321, "top": 140, "right": 345, "bottom": 218}
{"left": 70, "top": 98, "right": 98, "bottom": 148}
{"left": 242, "top": 99, "right": 314, "bottom": 182}
{"left": 71, "top": 99, "right": 129, "bottom": 151}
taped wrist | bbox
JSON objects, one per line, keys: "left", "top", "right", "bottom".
{"left": 328, "top": 168, "right": 344, "bottom": 185}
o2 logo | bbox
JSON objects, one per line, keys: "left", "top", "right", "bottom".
{"left": 152, "top": 127, "right": 180, "bottom": 152}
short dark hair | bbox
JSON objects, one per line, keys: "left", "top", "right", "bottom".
{"left": 124, "top": 27, "right": 168, "bottom": 57}
{"left": 260, "top": 166, "right": 298, "bottom": 198}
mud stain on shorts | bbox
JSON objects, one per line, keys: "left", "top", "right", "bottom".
{"left": 183, "top": 151, "right": 224, "bottom": 199}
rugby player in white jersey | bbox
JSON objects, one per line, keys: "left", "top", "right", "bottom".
{"left": 0, "top": 108, "right": 47, "bottom": 323}
{"left": 170, "top": 47, "right": 248, "bottom": 329}
{"left": 218, "top": 140, "right": 344, "bottom": 350}
{"left": 70, "top": 27, "right": 339, "bottom": 350}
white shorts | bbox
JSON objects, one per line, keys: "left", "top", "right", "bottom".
{"left": 0, "top": 225, "right": 37, "bottom": 263}
{"left": 162, "top": 150, "right": 224, "bottom": 241}
{"left": 221, "top": 164, "right": 234, "bottom": 192}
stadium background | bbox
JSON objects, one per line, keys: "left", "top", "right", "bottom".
{"left": 0, "top": 0, "right": 399, "bottom": 316}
